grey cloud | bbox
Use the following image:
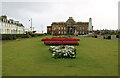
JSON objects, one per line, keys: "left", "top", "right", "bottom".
{"left": 1, "top": 0, "right": 119, "bottom": 33}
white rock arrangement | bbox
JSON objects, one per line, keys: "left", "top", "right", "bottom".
{"left": 49, "top": 45, "right": 76, "bottom": 58}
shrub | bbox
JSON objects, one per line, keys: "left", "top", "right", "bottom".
{"left": 2, "top": 34, "right": 43, "bottom": 40}
{"left": 30, "top": 34, "right": 37, "bottom": 37}
{"left": 95, "top": 35, "right": 97, "bottom": 38}
{"left": 116, "top": 35, "right": 119, "bottom": 38}
{"left": 107, "top": 35, "right": 111, "bottom": 39}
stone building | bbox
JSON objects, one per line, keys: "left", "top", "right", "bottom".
{"left": 0, "top": 15, "right": 24, "bottom": 34}
{"left": 47, "top": 17, "right": 93, "bottom": 35}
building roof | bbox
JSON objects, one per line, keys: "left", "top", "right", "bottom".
{"left": 50, "top": 17, "right": 89, "bottom": 26}
{"left": 0, "top": 15, "right": 24, "bottom": 27}
{"left": 66, "top": 17, "right": 75, "bottom": 23}
{"left": 47, "top": 26, "right": 52, "bottom": 28}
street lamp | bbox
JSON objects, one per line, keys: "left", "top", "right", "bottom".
{"left": 41, "top": 25, "right": 43, "bottom": 34}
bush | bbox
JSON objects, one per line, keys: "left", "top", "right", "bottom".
{"left": 30, "top": 34, "right": 37, "bottom": 37}
{"left": 116, "top": 35, "right": 119, "bottom": 38}
{"left": 2, "top": 34, "right": 17, "bottom": 40}
{"left": 108, "top": 35, "right": 111, "bottom": 39}
{"left": 2, "top": 34, "right": 43, "bottom": 40}
{"left": 78, "top": 33, "right": 85, "bottom": 35}
{"left": 103, "top": 35, "right": 111, "bottom": 39}
{"left": 95, "top": 35, "right": 97, "bottom": 38}
{"left": 103, "top": 36, "right": 106, "bottom": 39}
{"left": 35, "top": 34, "right": 44, "bottom": 36}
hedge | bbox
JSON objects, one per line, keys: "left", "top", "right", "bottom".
{"left": 1, "top": 34, "right": 44, "bottom": 40}
{"left": 116, "top": 34, "right": 120, "bottom": 38}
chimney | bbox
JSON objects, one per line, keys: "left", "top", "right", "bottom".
{"left": 1, "top": 15, "right": 7, "bottom": 19}
{"left": 69, "top": 17, "right": 73, "bottom": 19}
{"left": 14, "top": 21, "right": 19, "bottom": 23}
{"left": 9, "top": 19, "right": 14, "bottom": 21}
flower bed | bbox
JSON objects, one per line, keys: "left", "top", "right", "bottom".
{"left": 41, "top": 37, "right": 80, "bottom": 41}
{"left": 44, "top": 41, "right": 79, "bottom": 45}
{"left": 53, "top": 35, "right": 61, "bottom": 36}
{"left": 97, "top": 34, "right": 104, "bottom": 36}
{"left": 49, "top": 45, "right": 76, "bottom": 58}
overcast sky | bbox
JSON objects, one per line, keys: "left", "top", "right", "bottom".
{"left": 1, "top": 0, "right": 119, "bottom": 33}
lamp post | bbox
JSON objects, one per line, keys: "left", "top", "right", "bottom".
{"left": 33, "top": 27, "right": 34, "bottom": 31}
{"left": 41, "top": 25, "right": 43, "bottom": 34}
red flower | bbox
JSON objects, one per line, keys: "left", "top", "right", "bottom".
{"left": 44, "top": 41, "right": 79, "bottom": 45}
{"left": 41, "top": 37, "right": 80, "bottom": 41}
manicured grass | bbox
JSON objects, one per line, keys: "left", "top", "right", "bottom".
{"left": 2, "top": 35, "right": 118, "bottom": 76}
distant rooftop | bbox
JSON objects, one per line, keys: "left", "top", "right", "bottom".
{"left": 66, "top": 17, "right": 75, "bottom": 23}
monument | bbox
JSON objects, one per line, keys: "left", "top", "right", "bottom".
{"left": 88, "top": 18, "right": 93, "bottom": 34}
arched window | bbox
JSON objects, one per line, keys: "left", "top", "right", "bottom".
{"left": 80, "top": 27, "right": 81, "bottom": 30}
{"left": 64, "top": 31, "right": 66, "bottom": 34}
{"left": 54, "top": 27, "right": 56, "bottom": 30}
{"left": 61, "top": 31, "right": 63, "bottom": 34}
{"left": 61, "top": 27, "right": 63, "bottom": 30}
{"left": 64, "top": 27, "right": 66, "bottom": 30}
{"left": 59, "top": 27, "right": 60, "bottom": 30}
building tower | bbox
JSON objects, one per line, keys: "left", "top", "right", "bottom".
{"left": 88, "top": 18, "right": 92, "bottom": 33}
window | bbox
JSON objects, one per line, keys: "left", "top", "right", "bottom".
{"left": 59, "top": 27, "right": 60, "bottom": 30}
{"left": 2, "top": 29, "right": 3, "bottom": 33}
{"left": 80, "top": 31, "right": 81, "bottom": 34}
{"left": 64, "top": 31, "right": 66, "bottom": 34}
{"left": 3, "top": 23, "right": 5, "bottom": 27}
{"left": 61, "top": 27, "right": 63, "bottom": 30}
{"left": 7, "top": 24, "right": 8, "bottom": 27}
{"left": 5, "top": 23, "right": 7, "bottom": 27}
{"left": 83, "top": 31, "right": 84, "bottom": 34}
{"left": 75, "top": 27, "right": 78, "bottom": 30}
{"left": 54, "top": 27, "right": 56, "bottom": 30}
{"left": 80, "top": 27, "right": 81, "bottom": 30}
{"left": 64, "top": 27, "right": 66, "bottom": 30}
{"left": 83, "top": 27, "right": 84, "bottom": 30}
{"left": 5, "top": 29, "right": 6, "bottom": 33}
{"left": 61, "top": 31, "right": 63, "bottom": 34}
{"left": 1, "top": 19, "right": 3, "bottom": 22}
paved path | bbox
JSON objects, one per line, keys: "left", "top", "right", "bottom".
{"left": 74, "top": 35, "right": 120, "bottom": 40}
{"left": 97, "top": 36, "right": 120, "bottom": 40}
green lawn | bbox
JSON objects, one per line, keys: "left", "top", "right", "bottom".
{"left": 2, "top": 35, "right": 118, "bottom": 76}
